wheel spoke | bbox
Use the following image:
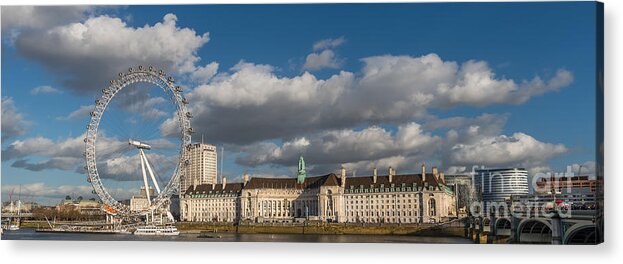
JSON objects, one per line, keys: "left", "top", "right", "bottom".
{"left": 84, "top": 67, "right": 192, "bottom": 216}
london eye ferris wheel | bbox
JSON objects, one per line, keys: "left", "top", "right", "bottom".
{"left": 84, "top": 66, "right": 193, "bottom": 217}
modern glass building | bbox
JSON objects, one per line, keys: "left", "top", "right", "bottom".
{"left": 474, "top": 168, "right": 530, "bottom": 202}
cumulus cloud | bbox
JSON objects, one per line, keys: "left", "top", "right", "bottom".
{"left": 4, "top": 12, "right": 575, "bottom": 182}
{"left": 303, "top": 37, "right": 346, "bottom": 71}
{"left": 191, "top": 62, "right": 219, "bottom": 84}
{"left": 112, "top": 88, "right": 169, "bottom": 119}
{"left": 96, "top": 152, "right": 177, "bottom": 182}
{"left": 185, "top": 54, "right": 571, "bottom": 146}
{"left": 1, "top": 6, "right": 95, "bottom": 32}
{"left": 186, "top": 61, "right": 354, "bottom": 144}
{"left": 233, "top": 111, "right": 567, "bottom": 176}
{"left": 448, "top": 132, "right": 567, "bottom": 169}
{"left": 1, "top": 131, "right": 179, "bottom": 182}
{"left": 439, "top": 63, "right": 573, "bottom": 106}
{"left": 1, "top": 97, "right": 31, "bottom": 142}
{"left": 302, "top": 49, "right": 343, "bottom": 71}
{"left": 355, "top": 54, "right": 573, "bottom": 110}
{"left": 237, "top": 122, "right": 441, "bottom": 169}
{"left": 2, "top": 135, "right": 86, "bottom": 162}
{"left": 30, "top": 85, "right": 61, "bottom": 95}
{"left": 14, "top": 13, "right": 210, "bottom": 94}
{"left": 425, "top": 113, "right": 509, "bottom": 145}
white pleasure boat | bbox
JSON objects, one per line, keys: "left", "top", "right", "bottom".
{"left": 133, "top": 225, "right": 179, "bottom": 236}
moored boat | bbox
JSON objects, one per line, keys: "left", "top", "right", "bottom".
{"left": 133, "top": 225, "right": 179, "bottom": 236}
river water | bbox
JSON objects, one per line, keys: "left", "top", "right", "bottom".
{"left": 2, "top": 228, "right": 472, "bottom": 243}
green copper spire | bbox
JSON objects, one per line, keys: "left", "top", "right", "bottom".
{"left": 297, "top": 155, "right": 307, "bottom": 184}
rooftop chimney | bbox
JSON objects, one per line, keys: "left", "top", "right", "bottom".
{"left": 222, "top": 177, "right": 227, "bottom": 188}
{"left": 389, "top": 166, "right": 394, "bottom": 183}
{"left": 439, "top": 172, "right": 445, "bottom": 183}
{"left": 340, "top": 166, "right": 346, "bottom": 188}
{"left": 243, "top": 173, "right": 249, "bottom": 186}
{"left": 432, "top": 166, "right": 438, "bottom": 178}
{"left": 422, "top": 163, "right": 426, "bottom": 180}
{"left": 373, "top": 167, "right": 378, "bottom": 184}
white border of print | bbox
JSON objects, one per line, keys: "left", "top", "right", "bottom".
{"left": 1, "top": 1, "right": 620, "bottom": 264}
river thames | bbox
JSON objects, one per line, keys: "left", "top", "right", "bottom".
{"left": 2, "top": 228, "right": 473, "bottom": 243}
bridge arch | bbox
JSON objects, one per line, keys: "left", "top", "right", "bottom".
{"left": 518, "top": 219, "right": 552, "bottom": 244}
{"left": 564, "top": 224, "right": 599, "bottom": 245}
{"left": 495, "top": 218, "right": 512, "bottom": 236}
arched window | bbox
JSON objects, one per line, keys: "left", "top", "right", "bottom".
{"left": 327, "top": 190, "right": 334, "bottom": 217}
{"left": 246, "top": 192, "right": 252, "bottom": 217}
{"left": 428, "top": 198, "right": 437, "bottom": 216}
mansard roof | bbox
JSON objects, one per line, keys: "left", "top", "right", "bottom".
{"left": 183, "top": 172, "right": 445, "bottom": 195}
{"left": 343, "top": 173, "right": 443, "bottom": 190}
{"left": 244, "top": 173, "right": 340, "bottom": 189}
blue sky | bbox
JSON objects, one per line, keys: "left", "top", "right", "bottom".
{"left": 1, "top": 2, "right": 600, "bottom": 204}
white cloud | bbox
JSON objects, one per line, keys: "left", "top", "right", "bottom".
{"left": 439, "top": 62, "right": 573, "bottom": 106}
{"left": 566, "top": 161, "right": 597, "bottom": 176}
{"left": 184, "top": 54, "right": 571, "bottom": 146}
{"left": 302, "top": 49, "right": 342, "bottom": 71}
{"left": 427, "top": 113, "right": 510, "bottom": 146}
{"left": 357, "top": 54, "right": 573, "bottom": 109}
{"left": 448, "top": 132, "right": 568, "bottom": 168}
{"left": 30, "top": 85, "right": 61, "bottom": 95}
{"left": 339, "top": 155, "right": 419, "bottom": 176}
{"left": 1, "top": 6, "right": 95, "bottom": 32}
{"left": 14, "top": 13, "right": 210, "bottom": 94}
{"left": 237, "top": 122, "right": 440, "bottom": 169}
{"left": 234, "top": 115, "right": 568, "bottom": 178}
{"left": 191, "top": 62, "right": 219, "bottom": 84}
{"left": 1, "top": 96, "right": 31, "bottom": 142}
{"left": 303, "top": 37, "right": 346, "bottom": 71}
{"left": 1, "top": 132, "right": 179, "bottom": 182}
{"left": 96, "top": 152, "right": 176, "bottom": 182}
{"left": 186, "top": 61, "right": 354, "bottom": 144}
{"left": 113, "top": 88, "right": 169, "bottom": 119}
{"left": 159, "top": 113, "right": 180, "bottom": 138}
{"left": 5, "top": 13, "right": 576, "bottom": 179}
{"left": 312, "top": 36, "right": 345, "bottom": 51}
{"left": 57, "top": 105, "right": 94, "bottom": 121}
{"left": 445, "top": 166, "right": 468, "bottom": 175}
{"left": 1, "top": 182, "right": 137, "bottom": 201}
{"left": 2, "top": 135, "right": 85, "bottom": 162}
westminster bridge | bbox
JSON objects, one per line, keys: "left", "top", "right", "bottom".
{"left": 463, "top": 195, "right": 602, "bottom": 244}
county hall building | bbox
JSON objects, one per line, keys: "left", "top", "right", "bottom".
{"left": 180, "top": 157, "right": 457, "bottom": 224}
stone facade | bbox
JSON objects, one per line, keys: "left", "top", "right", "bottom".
{"left": 180, "top": 143, "right": 218, "bottom": 194}
{"left": 130, "top": 186, "right": 154, "bottom": 212}
{"left": 180, "top": 164, "right": 456, "bottom": 224}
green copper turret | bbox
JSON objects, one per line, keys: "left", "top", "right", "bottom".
{"left": 297, "top": 155, "right": 307, "bottom": 184}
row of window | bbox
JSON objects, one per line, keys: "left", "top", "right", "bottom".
{"left": 347, "top": 210, "right": 417, "bottom": 217}
{"left": 347, "top": 204, "right": 416, "bottom": 210}
{"left": 346, "top": 186, "right": 436, "bottom": 193}
{"left": 347, "top": 199, "right": 416, "bottom": 205}
{"left": 346, "top": 217, "right": 420, "bottom": 224}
